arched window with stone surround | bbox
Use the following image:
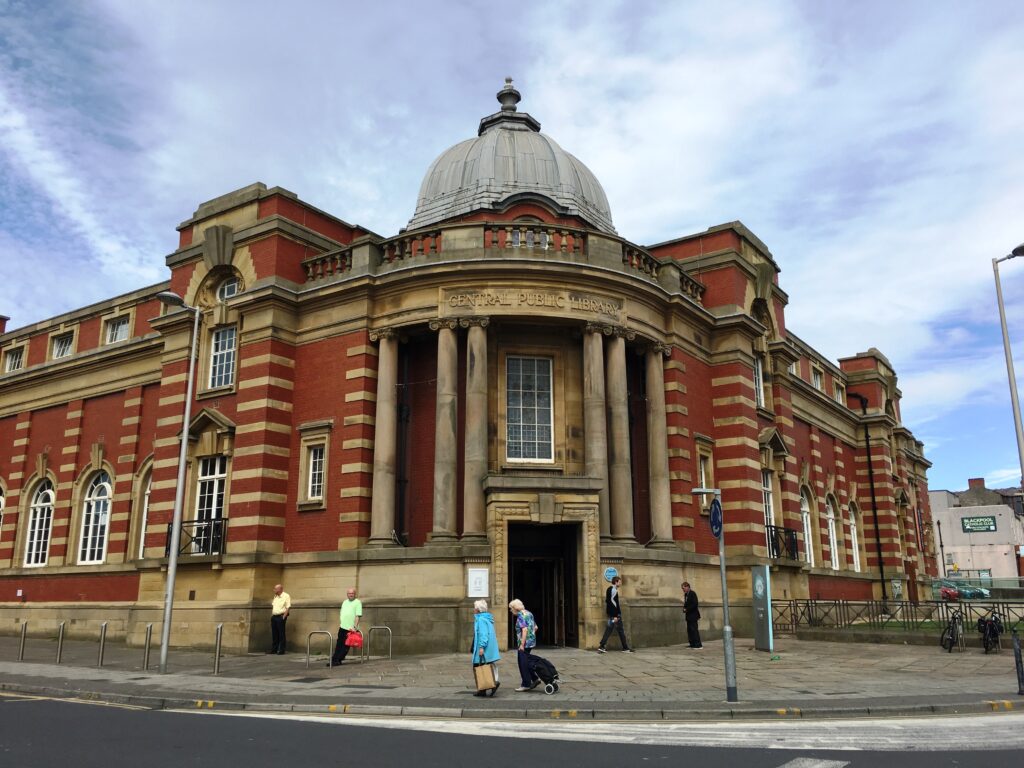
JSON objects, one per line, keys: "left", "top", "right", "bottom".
{"left": 25, "top": 480, "right": 55, "bottom": 566}
{"left": 137, "top": 472, "right": 152, "bottom": 560}
{"left": 848, "top": 502, "right": 861, "bottom": 572}
{"left": 79, "top": 471, "right": 112, "bottom": 564}
{"left": 800, "top": 489, "right": 815, "bottom": 567}
{"left": 826, "top": 495, "right": 840, "bottom": 570}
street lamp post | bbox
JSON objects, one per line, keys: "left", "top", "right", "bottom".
{"left": 993, "top": 243, "right": 1024, "bottom": 493}
{"left": 156, "top": 291, "right": 201, "bottom": 674}
{"left": 692, "top": 486, "right": 738, "bottom": 702}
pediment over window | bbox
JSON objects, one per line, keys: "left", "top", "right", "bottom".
{"left": 181, "top": 408, "right": 236, "bottom": 441}
{"left": 759, "top": 427, "right": 788, "bottom": 456}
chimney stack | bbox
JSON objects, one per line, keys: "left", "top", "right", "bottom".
{"left": 967, "top": 477, "right": 986, "bottom": 490}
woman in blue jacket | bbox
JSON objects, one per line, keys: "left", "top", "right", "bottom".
{"left": 472, "top": 599, "right": 501, "bottom": 697}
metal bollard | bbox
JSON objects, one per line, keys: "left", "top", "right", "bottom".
{"left": 56, "top": 622, "right": 66, "bottom": 665}
{"left": 213, "top": 623, "right": 223, "bottom": 675}
{"left": 97, "top": 622, "right": 108, "bottom": 667}
{"left": 143, "top": 623, "right": 153, "bottom": 672}
{"left": 18, "top": 622, "right": 27, "bottom": 661}
{"left": 1013, "top": 630, "right": 1024, "bottom": 696}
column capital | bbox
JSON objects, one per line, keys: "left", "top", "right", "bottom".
{"left": 428, "top": 318, "right": 460, "bottom": 331}
{"left": 649, "top": 341, "right": 672, "bottom": 358}
{"left": 369, "top": 327, "right": 398, "bottom": 342}
{"left": 585, "top": 322, "right": 635, "bottom": 340}
{"left": 458, "top": 316, "right": 490, "bottom": 329}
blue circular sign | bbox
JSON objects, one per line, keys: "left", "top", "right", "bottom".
{"left": 709, "top": 498, "right": 723, "bottom": 539}
{"left": 603, "top": 566, "right": 619, "bottom": 583}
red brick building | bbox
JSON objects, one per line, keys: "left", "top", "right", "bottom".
{"left": 0, "top": 82, "right": 935, "bottom": 652}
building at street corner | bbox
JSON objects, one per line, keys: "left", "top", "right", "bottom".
{"left": 0, "top": 81, "right": 937, "bottom": 653}
{"left": 929, "top": 479, "right": 1024, "bottom": 582}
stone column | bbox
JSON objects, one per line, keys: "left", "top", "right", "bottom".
{"left": 583, "top": 324, "right": 611, "bottom": 539}
{"left": 429, "top": 319, "right": 459, "bottom": 542}
{"left": 646, "top": 343, "right": 675, "bottom": 548}
{"left": 605, "top": 328, "right": 635, "bottom": 542}
{"left": 462, "top": 318, "right": 489, "bottom": 540}
{"left": 369, "top": 329, "right": 399, "bottom": 545}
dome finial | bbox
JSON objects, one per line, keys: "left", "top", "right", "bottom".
{"left": 497, "top": 77, "right": 521, "bottom": 112}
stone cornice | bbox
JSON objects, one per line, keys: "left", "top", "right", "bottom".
{"left": 0, "top": 335, "right": 163, "bottom": 417}
{"left": 0, "top": 281, "right": 169, "bottom": 344}
{"left": 166, "top": 215, "right": 346, "bottom": 269}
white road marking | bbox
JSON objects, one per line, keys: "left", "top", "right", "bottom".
{"left": 172, "top": 710, "right": 1024, "bottom": 752}
{"left": 774, "top": 760, "right": 849, "bottom": 768}
{"left": 0, "top": 692, "right": 148, "bottom": 710}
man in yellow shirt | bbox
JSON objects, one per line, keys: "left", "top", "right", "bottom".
{"left": 327, "top": 587, "right": 362, "bottom": 667}
{"left": 270, "top": 583, "right": 291, "bottom": 655}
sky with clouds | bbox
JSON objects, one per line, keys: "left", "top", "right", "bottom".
{"left": 1, "top": 0, "right": 1022, "bottom": 492}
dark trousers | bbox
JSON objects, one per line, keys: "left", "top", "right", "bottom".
{"left": 600, "top": 617, "right": 630, "bottom": 650}
{"left": 330, "top": 627, "right": 351, "bottom": 664}
{"left": 516, "top": 647, "right": 533, "bottom": 687}
{"left": 270, "top": 614, "right": 287, "bottom": 653}
{"left": 686, "top": 617, "right": 702, "bottom": 648}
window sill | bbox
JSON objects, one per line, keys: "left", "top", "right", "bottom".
{"left": 197, "top": 384, "right": 236, "bottom": 400}
{"left": 500, "top": 463, "right": 564, "bottom": 473}
{"left": 297, "top": 499, "right": 326, "bottom": 512}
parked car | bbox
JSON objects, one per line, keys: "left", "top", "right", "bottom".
{"left": 934, "top": 580, "right": 959, "bottom": 601}
{"left": 950, "top": 581, "right": 990, "bottom": 599}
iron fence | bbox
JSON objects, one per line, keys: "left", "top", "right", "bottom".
{"left": 773, "top": 599, "right": 1024, "bottom": 635}
{"left": 766, "top": 525, "right": 799, "bottom": 561}
{"left": 165, "top": 518, "right": 226, "bottom": 556}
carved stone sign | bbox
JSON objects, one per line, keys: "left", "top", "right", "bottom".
{"left": 442, "top": 287, "right": 622, "bottom": 322}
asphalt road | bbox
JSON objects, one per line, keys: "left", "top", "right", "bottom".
{"left": 1, "top": 694, "right": 1022, "bottom": 768}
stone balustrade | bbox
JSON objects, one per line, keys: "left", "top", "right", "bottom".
{"left": 298, "top": 222, "right": 707, "bottom": 307}
{"left": 483, "top": 223, "right": 586, "bottom": 256}
{"left": 302, "top": 248, "right": 352, "bottom": 281}
{"left": 380, "top": 230, "right": 443, "bottom": 263}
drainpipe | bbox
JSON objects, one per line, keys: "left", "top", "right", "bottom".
{"left": 852, "top": 393, "right": 888, "bottom": 603}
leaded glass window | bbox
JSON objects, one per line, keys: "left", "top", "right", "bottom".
{"left": 506, "top": 356, "right": 553, "bottom": 462}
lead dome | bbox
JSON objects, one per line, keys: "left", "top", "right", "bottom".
{"left": 406, "top": 79, "right": 616, "bottom": 234}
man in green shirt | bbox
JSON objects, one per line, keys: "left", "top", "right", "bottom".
{"left": 327, "top": 587, "right": 362, "bottom": 667}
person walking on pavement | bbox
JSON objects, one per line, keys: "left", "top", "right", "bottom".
{"left": 269, "top": 583, "right": 291, "bottom": 654}
{"left": 598, "top": 575, "right": 634, "bottom": 653}
{"left": 327, "top": 587, "right": 362, "bottom": 667}
{"left": 508, "top": 598, "right": 538, "bottom": 691}
{"left": 471, "top": 599, "right": 501, "bottom": 697}
{"left": 682, "top": 581, "right": 703, "bottom": 649}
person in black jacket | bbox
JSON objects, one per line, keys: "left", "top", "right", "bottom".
{"left": 598, "top": 576, "right": 634, "bottom": 653}
{"left": 682, "top": 581, "right": 703, "bottom": 649}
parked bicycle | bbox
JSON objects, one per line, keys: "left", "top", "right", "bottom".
{"left": 976, "top": 611, "right": 1003, "bottom": 654}
{"left": 940, "top": 609, "right": 965, "bottom": 653}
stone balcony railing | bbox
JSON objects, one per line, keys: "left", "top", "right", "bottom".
{"left": 300, "top": 221, "right": 706, "bottom": 306}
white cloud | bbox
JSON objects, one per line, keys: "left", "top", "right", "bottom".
{"left": 1, "top": 0, "right": 1022, "bottom": 491}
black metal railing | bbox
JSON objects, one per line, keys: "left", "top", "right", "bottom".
{"left": 772, "top": 599, "right": 1024, "bottom": 635}
{"left": 766, "top": 525, "right": 799, "bottom": 560}
{"left": 165, "top": 518, "right": 226, "bottom": 556}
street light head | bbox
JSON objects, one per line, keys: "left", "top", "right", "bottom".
{"left": 155, "top": 291, "right": 187, "bottom": 309}
{"left": 1012, "top": 243, "right": 1024, "bottom": 259}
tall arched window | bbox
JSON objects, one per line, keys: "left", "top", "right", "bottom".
{"left": 25, "top": 480, "right": 54, "bottom": 566}
{"left": 137, "top": 474, "right": 152, "bottom": 560}
{"left": 848, "top": 502, "right": 861, "bottom": 572}
{"left": 800, "top": 490, "right": 814, "bottom": 567}
{"left": 0, "top": 487, "right": 5, "bottom": 539}
{"left": 79, "top": 472, "right": 112, "bottom": 564}
{"left": 826, "top": 496, "right": 839, "bottom": 570}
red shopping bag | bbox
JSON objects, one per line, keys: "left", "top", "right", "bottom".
{"left": 344, "top": 630, "right": 363, "bottom": 648}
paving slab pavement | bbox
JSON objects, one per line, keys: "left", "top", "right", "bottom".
{"left": 1, "top": 634, "right": 1021, "bottom": 720}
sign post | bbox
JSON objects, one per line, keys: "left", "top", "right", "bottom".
{"left": 752, "top": 564, "right": 773, "bottom": 652}
{"left": 694, "top": 487, "right": 738, "bottom": 702}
